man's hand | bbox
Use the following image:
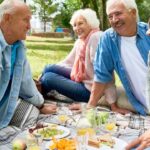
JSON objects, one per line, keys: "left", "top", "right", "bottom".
{"left": 39, "top": 103, "right": 57, "bottom": 114}
{"left": 125, "top": 129, "right": 150, "bottom": 150}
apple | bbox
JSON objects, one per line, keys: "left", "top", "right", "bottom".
{"left": 12, "top": 139, "right": 27, "bottom": 150}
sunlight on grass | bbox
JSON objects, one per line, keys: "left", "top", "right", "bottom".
{"left": 26, "top": 36, "right": 122, "bottom": 86}
{"left": 26, "top": 36, "right": 73, "bottom": 78}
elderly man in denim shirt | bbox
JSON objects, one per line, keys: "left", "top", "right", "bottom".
{"left": 88, "top": 0, "right": 150, "bottom": 115}
{"left": 0, "top": 0, "right": 57, "bottom": 129}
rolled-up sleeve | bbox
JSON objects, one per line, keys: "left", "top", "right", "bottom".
{"left": 19, "top": 59, "right": 44, "bottom": 107}
{"left": 94, "top": 33, "right": 114, "bottom": 83}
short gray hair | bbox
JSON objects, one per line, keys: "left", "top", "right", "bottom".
{"left": 106, "top": 0, "right": 139, "bottom": 22}
{"left": 0, "top": 0, "right": 26, "bottom": 22}
{"left": 70, "top": 8, "right": 100, "bottom": 29}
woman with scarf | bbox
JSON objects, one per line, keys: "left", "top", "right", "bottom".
{"left": 40, "top": 8, "right": 116, "bottom": 103}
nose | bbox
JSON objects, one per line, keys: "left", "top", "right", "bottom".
{"left": 111, "top": 15, "right": 119, "bottom": 23}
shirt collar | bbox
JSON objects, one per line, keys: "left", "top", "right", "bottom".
{"left": 0, "top": 29, "right": 10, "bottom": 51}
{"left": 0, "top": 29, "right": 23, "bottom": 51}
{"left": 109, "top": 22, "right": 148, "bottom": 40}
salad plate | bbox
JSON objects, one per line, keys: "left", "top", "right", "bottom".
{"left": 33, "top": 123, "right": 70, "bottom": 140}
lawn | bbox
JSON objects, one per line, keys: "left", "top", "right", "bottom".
{"left": 26, "top": 36, "right": 74, "bottom": 79}
{"left": 26, "top": 36, "right": 121, "bottom": 86}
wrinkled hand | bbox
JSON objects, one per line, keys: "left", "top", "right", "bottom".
{"left": 69, "top": 103, "right": 81, "bottom": 110}
{"left": 125, "top": 129, "right": 150, "bottom": 150}
{"left": 40, "top": 103, "right": 57, "bottom": 114}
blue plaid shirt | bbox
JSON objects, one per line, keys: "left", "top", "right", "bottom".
{"left": 94, "top": 22, "right": 150, "bottom": 115}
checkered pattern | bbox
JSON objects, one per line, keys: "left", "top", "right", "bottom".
{"left": 10, "top": 99, "right": 39, "bottom": 129}
{"left": 1, "top": 103, "right": 150, "bottom": 147}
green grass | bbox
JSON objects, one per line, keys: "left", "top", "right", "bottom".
{"left": 26, "top": 36, "right": 74, "bottom": 78}
{"left": 26, "top": 36, "right": 122, "bottom": 86}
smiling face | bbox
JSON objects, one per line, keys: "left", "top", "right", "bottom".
{"left": 107, "top": 2, "right": 137, "bottom": 36}
{"left": 9, "top": 5, "right": 31, "bottom": 41}
{"left": 73, "top": 16, "right": 92, "bottom": 40}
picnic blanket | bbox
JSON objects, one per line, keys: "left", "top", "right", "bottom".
{"left": 0, "top": 102, "right": 150, "bottom": 149}
{"left": 37, "top": 104, "right": 150, "bottom": 143}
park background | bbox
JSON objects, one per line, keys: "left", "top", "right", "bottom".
{"left": 0, "top": 0, "right": 150, "bottom": 86}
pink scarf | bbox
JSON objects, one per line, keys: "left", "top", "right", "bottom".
{"left": 70, "top": 28, "right": 99, "bottom": 82}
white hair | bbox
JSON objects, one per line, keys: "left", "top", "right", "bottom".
{"left": 0, "top": 0, "right": 26, "bottom": 22}
{"left": 106, "top": 0, "right": 139, "bottom": 22}
{"left": 70, "top": 8, "right": 100, "bottom": 29}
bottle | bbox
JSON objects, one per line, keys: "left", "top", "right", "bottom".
{"left": 75, "top": 106, "right": 96, "bottom": 150}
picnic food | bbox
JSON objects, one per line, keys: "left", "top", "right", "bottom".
{"left": 35, "top": 126, "right": 64, "bottom": 138}
{"left": 97, "top": 134, "right": 115, "bottom": 148}
{"left": 88, "top": 138, "right": 100, "bottom": 148}
{"left": 49, "top": 138, "right": 76, "bottom": 150}
{"left": 12, "top": 139, "right": 27, "bottom": 150}
{"left": 88, "top": 134, "right": 115, "bottom": 148}
{"left": 86, "top": 109, "right": 109, "bottom": 125}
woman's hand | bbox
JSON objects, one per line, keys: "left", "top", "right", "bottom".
{"left": 125, "top": 129, "right": 150, "bottom": 150}
{"left": 39, "top": 103, "right": 57, "bottom": 114}
{"left": 69, "top": 103, "right": 81, "bottom": 110}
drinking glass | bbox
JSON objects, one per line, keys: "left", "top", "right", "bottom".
{"left": 58, "top": 114, "right": 69, "bottom": 126}
{"left": 75, "top": 107, "right": 96, "bottom": 150}
{"left": 26, "top": 133, "right": 40, "bottom": 150}
{"left": 95, "top": 110, "right": 109, "bottom": 135}
{"left": 103, "top": 112, "right": 117, "bottom": 135}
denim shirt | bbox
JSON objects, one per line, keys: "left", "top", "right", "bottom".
{"left": 0, "top": 30, "right": 44, "bottom": 129}
{"left": 94, "top": 22, "right": 150, "bottom": 115}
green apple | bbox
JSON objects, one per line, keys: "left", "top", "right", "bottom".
{"left": 12, "top": 139, "right": 27, "bottom": 150}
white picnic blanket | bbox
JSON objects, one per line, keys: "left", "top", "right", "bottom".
{"left": 1, "top": 103, "right": 150, "bottom": 149}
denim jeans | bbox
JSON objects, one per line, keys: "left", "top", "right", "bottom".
{"left": 40, "top": 64, "right": 90, "bottom": 102}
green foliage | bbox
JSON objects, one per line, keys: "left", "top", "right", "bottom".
{"left": 26, "top": 36, "right": 73, "bottom": 78}
{"left": 53, "top": 0, "right": 82, "bottom": 28}
{"left": 30, "top": 0, "right": 58, "bottom": 32}
{"left": 137, "top": 0, "right": 150, "bottom": 22}
{"left": 0, "top": 0, "right": 3, "bottom": 3}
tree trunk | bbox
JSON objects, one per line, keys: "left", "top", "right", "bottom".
{"left": 44, "top": 21, "right": 46, "bottom": 32}
{"left": 102, "top": 0, "right": 108, "bottom": 30}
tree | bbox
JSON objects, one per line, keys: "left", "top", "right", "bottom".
{"left": 31, "top": 0, "right": 58, "bottom": 32}
{"left": 53, "top": 0, "right": 82, "bottom": 28}
{"left": 136, "top": 0, "right": 150, "bottom": 22}
{"left": 54, "top": 0, "right": 150, "bottom": 31}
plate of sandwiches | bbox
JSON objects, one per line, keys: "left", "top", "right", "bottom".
{"left": 88, "top": 134, "right": 127, "bottom": 150}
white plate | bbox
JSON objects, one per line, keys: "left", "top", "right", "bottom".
{"left": 87, "top": 137, "right": 127, "bottom": 150}
{"left": 33, "top": 123, "right": 70, "bottom": 140}
{"left": 45, "top": 136, "right": 127, "bottom": 150}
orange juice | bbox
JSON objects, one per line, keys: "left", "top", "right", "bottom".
{"left": 58, "top": 115, "right": 68, "bottom": 123}
{"left": 105, "top": 123, "right": 116, "bottom": 131}
{"left": 77, "top": 128, "right": 95, "bottom": 136}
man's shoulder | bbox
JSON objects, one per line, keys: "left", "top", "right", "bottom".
{"left": 102, "top": 27, "right": 115, "bottom": 37}
{"left": 138, "top": 22, "right": 148, "bottom": 30}
{"left": 99, "top": 28, "right": 116, "bottom": 42}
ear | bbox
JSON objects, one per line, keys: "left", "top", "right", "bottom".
{"left": 3, "top": 13, "right": 11, "bottom": 23}
{"left": 130, "top": 8, "right": 136, "bottom": 17}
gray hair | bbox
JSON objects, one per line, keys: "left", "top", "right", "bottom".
{"left": 0, "top": 0, "right": 26, "bottom": 22}
{"left": 106, "top": 0, "right": 139, "bottom": 22}
{"left": 70, "top": 8, "right": 100, "bottom": 29}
